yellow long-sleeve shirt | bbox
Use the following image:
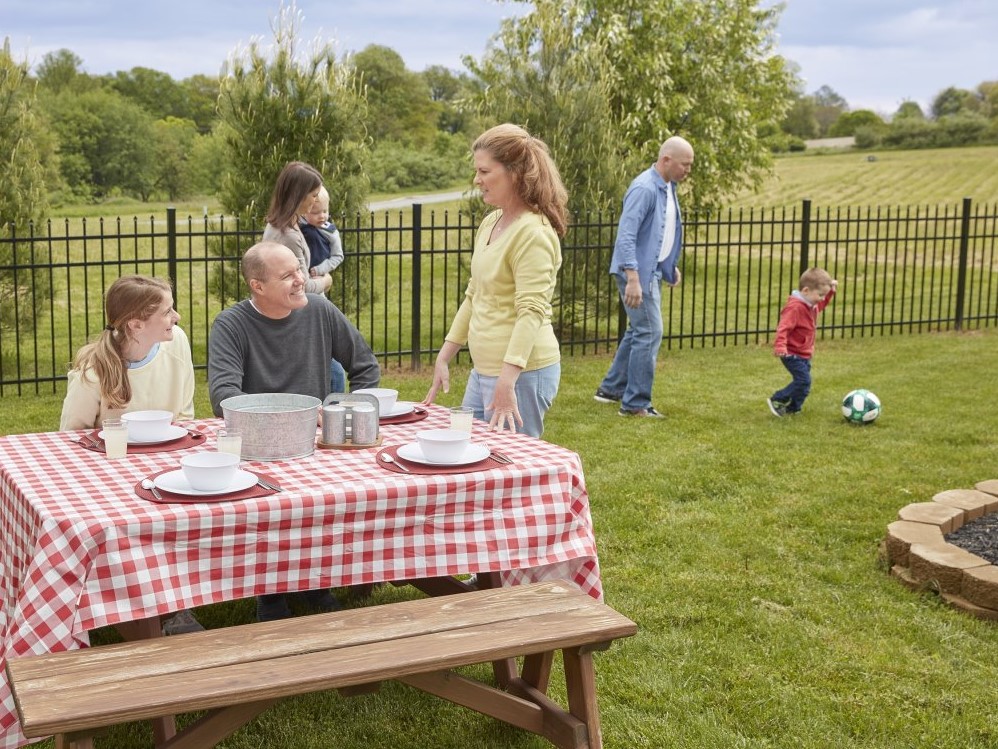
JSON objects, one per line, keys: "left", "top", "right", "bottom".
{"left": 445, "top": 210, "right": 562, "bottom": 375}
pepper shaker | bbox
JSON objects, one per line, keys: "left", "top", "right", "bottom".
{"left": 351, "top": 403, "right": 378, "bottom": 445}
{"left": 322, "top": 404, "right": 346, "bottom": 444}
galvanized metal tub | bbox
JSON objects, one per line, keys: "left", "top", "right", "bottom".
{"left": 219, "top": 393, "right": 321, "bottom": 461}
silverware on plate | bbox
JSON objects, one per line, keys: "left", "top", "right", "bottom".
{"left": 486, "top": 445, "right": 513, "bottom": 465}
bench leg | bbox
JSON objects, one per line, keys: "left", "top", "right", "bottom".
{"left": 55, "top": 735, "right": 94, "bottom": 749}
{"left": 159, "top": 699, "right": 280, "bottom": 749}
{"left": 563, "top": 647, "right": 602, "bottom": 749}
{"left": 113, "top": 616, "right": 177, "bottom": 747}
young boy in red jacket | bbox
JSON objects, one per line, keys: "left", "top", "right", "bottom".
{"left": 767, "top": 268, "right": 838, "bottom": 416}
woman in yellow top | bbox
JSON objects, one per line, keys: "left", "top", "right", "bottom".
{"left": 424, "top": 123, "right": 568, "bottom": 438}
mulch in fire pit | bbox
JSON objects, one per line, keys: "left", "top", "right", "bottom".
{"left": 946, "top": 513, "right": 998, "bottom": 565}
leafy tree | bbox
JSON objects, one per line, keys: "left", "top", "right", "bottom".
{"left": 216, "top": 3, "right": 368, "bottom": 222}
{"left": 893, "top": 100, "right": 925, "bottom": 121}
{"left": 44, "top": 87, "right": 158, "bottom": 200}
{"left": 180, "top": 74, "right": 221, "bottom": 133}
{"left": 34, "top": 49, "right": 91, "bottom": 94}
{"left": 187, "top": 126, "right": 228, "bottom": 196}
{"left": 152, "top": 117, "right": 200, "bottom": 200}
{"left": 484, "top": 0, "right": 797, "bottom": 211}
{"left": 828, "top": 109, "right": 885, "bottom": 137}
{"left": 931, "top": 86, "right": 980, "bottom": 119}
{"left": 421, "top": 65, "right": 478, "bottom": 136}
{"left": 108, "top": 67, "right": 186, "bottom": 120}
{"left": 352, "top": 44, "right": 438, "bottom": 147}
{"left": 782, "top": 94, "right": 820, "bottom": 139}
{"left": 812, "top": 85, "right": 848, "bottom": 136}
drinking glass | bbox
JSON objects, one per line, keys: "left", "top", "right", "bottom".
{"left": 449, "top": 406, "right": 474, "bottom": 433}
{"left": 101, "top": 418, "right": 128, "bottom": 460}
{"left": 216, "top": 427, "right": 243, "bottom": 458}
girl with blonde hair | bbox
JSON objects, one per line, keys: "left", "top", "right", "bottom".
{"left": 424, "top": 123, "right": 568, "bottom": 438}
{"left": 59, "top": 275, "right": 194, "bottom": 430}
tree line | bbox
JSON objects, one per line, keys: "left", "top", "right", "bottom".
{"left": 3, "top": 0, "right": 996, "bottom": 236}
{"left": 777, "top": 81, "right": 998, "bottom": 152}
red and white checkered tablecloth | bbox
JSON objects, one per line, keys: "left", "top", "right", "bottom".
{"left": 0, "top": 407, "right": 601, "bottom": 748}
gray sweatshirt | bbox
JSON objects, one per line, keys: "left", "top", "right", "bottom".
{"left": 208, "top": 295, "right": 380, "bottom": 415}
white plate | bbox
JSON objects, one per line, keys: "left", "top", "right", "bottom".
{"left": 396, "top": 442, "right": 490, "bottom": 466}
{"left": 100, "top": 424, "right": 188, "bottom": 445}
{"left": 153, "top": 468, "right": 258, "bottom": 497}
{"left": 381, "top": 401, "right": 416, "bottom": 418}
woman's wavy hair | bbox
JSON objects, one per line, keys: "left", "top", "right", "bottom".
{"left": 265, "top": 161, "right": 323, "bottom": 230}
{"left": 71, "top": 275, "right": 173, "bottom": 409}
{"left": 473, "top": 123, "right": 569, "bottom": 237}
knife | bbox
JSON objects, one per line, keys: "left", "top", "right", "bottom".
{"left": 256, "top": 477, "right": 282, "bottom": 492}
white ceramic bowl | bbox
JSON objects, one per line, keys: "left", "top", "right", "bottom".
{"left": 180, "top": 452, "right": 240, "bottom": 491}
{"left": 354, "top": 388, "right": 399, "bottom": 417}
{"left": 121, "top": 410, "right": 174, "bottom": 442}
{"left": 415, "top": 428, "right": 471, "bottom": 463}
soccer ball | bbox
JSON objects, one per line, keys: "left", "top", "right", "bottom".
{"left": 842, "top": 389, "right": 881, "bottom": 424}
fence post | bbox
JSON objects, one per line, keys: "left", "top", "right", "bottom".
{"left": 954, "top": 197, "right": 972, "bottom": 331}
{"left": 799, "top": 199, "right": 811, "bottom": 277}
{"left": 410, "top": 203, "right": 423, "bottom": 370}
{"left": 166, "top": 207, "right": 178, "bottom": 305}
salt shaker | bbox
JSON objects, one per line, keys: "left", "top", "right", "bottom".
{"left": 322, "top": 404, "right": 346, "bottom": 444}
{"left": 350, "top": 403, "right": 378, "bottom": 445}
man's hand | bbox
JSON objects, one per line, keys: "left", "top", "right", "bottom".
{"left": 623, "top": 274, "right": 642, "bottom": 308}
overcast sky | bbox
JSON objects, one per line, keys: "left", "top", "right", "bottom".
{"left": 2, "top": 0, "right": 995, "bottom": 116}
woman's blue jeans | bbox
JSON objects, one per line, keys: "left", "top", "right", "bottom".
{"left": 462, "top": 363, "right": 561, "bottom": 438}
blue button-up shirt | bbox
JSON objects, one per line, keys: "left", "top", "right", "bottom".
{"left": 608, "top": 165, "right": 683, "bottom": 286}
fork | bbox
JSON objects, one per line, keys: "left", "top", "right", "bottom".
{"left": 487, "top": 445, "right": 514, "bottom": 465}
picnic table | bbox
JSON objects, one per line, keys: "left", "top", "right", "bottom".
{"left": 0, "top": 406, "right": 602, "bottom": 748}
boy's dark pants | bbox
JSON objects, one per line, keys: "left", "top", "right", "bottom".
{"left": 772, "top": 354, "right": 812, "bottom": 413}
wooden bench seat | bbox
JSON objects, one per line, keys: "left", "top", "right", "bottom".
{"left": 6, "top": 580, "right": 636, "bottom": 749}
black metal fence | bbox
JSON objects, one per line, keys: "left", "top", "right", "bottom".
{"left": 1, "top": 199, "right": 996, "bottom": 395}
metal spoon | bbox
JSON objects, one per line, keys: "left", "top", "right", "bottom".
{"left": 380, "top": 452, "right": 411, "bottom": 473}
{"left": 141, "top": 479, "right": 163, "bottom": 500}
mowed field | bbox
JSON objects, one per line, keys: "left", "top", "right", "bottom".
{"left": 728, "top": 145, "right": 998, "bottom": 209}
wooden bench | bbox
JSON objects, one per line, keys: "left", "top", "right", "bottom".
{"left": 6, "top": 580, "right": 636, "bottom": 749}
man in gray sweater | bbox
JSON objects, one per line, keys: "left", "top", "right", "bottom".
{"left": 207, "top": 241, "right": 381, "bottom": 622}
{"left": 208, "top": 241, "right": 380, "bottom": 416}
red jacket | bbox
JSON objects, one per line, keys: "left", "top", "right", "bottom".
{"left": 773, "top": 289, "right": 835, "bottom": 359}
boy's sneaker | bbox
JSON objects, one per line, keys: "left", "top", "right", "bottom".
{"left": 618, "top": 406, "right": 665, "bottom": 418}
{"left": 593, "top": 388, "right": 620, "bottom": 404}
{"left": 767, "top": 398, "right": 789, "bottom": 417}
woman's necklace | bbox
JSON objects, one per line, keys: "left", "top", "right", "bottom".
{"left": 492, "top": 209, "right": 522, "bottom": 240}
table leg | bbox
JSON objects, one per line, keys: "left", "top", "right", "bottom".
{"left": 113, "top": 616, "right": 178, "bottom": 747}
{"left": 474, "top": 572, "right": 518, "bottom": 688}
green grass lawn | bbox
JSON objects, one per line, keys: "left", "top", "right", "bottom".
{"left": 5, "top": 328, "right": 998, "bottom": 748}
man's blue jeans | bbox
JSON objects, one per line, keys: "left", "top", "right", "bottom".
{"left": 772, "top": 355, "right": 812, "bottom": 413}
{"left": 598, "top": 272, "right": 663, "bottom": 411}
